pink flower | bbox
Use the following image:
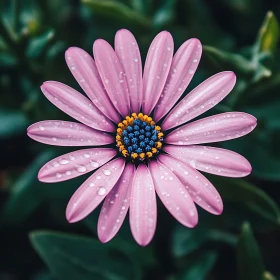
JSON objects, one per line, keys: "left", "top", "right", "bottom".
{"left": 27, "top": 29, "right": 257, "bottom": 246}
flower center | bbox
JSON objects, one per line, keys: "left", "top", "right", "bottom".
{"left": 116, "top": 113, "right": 163, "bottom": 161}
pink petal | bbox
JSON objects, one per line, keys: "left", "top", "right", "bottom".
{"left": 164, "top": 145, "right": 252, "bottom": 177}
{"left": 154, "top": 38, "right": 202, "bottom": 121}
{"left": 65, "top": 47, "right": 120, "bottom": 123}
{"left": 27, "top": 120, "right": 113, "bottom": 146}
{"left": 158, "top": 154, "right": 223, "bottom": 215}
{"left": 93, "top": 39, "right": 130, "bottom": 117}
{"left": 142, "top": 31, "right": 174, "bottom": 115}
{"left": 162, "top": 72, "right": 236, "bottom": 130}
{"left": 165, "top": 112, "right": 257, "bottom": 145}
{"left": 38, "top": 148, "right": 117, "bottom": 183}
{"left": 115, "top": 29, "right": 143, "bottom": 113}
{"left": 66, "top": 158, "right": 125, "bottom": 223}
{"left": 41, "top": 82, "right": 115, "bottom": 132}
{"left": 129, "top": 164, "right": 157, "bottom": 246}
{"left": 98, "top": 164, "right": 135, "bottom": 243}
{"left": 149, "top": 160, "right": 198, "bottom": 227}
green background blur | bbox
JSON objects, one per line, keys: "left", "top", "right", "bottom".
{"left": 1, "top": 0, "right": 280, "bottom": 279}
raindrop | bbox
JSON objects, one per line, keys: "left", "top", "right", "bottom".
{"left": 59, "top": 159, "right": 69, "bottom": 165}
{"left": 90, "top": 161, "right": 99, "bottom": 168}
{"left": 83, "top": 153, "right": 90, "bottom": 158}
{"left": 39, "top": 126, "right": 44, "bottom": 131}
{"left": 77, "top": 166, "right": 87, "bottom": 173}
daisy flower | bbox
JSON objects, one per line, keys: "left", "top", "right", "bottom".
{"left": 27, "top": 29, "right": 257, "bottom": 246}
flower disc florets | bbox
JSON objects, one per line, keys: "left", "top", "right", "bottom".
{"left": 116, "top": 113, "right": 163, "bottom": 161}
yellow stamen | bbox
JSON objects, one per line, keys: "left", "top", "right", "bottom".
{"left": 117, "top": 128, "right": 122, "bottom": 134}
{"left": 119, "top": 145, "right": 125, "bottom": 151}
{"left": 146, "top": 152, "right": 153, "bottom": 158}
{"left": 152, "top": 147, "right": 157, "bottom": 154}
{"left": 138, "top": 113, "right": 143, "bottom": 119}
{"left": 155, "top": 126, "right": 161, "bottom": 131}
{"left": 157, "top": 132, "right": 164, "bottom": 139}
{"left": 118, "top": 123, "right": 124, "bottom": 128}
{"left": 155, "top": 142, "right": 162, "bottom": 148}
{"left": 131, "top": 153, "right": 138, "bottom": 159}
{"left": 122, "top": 120, "right": 128, "bottom": 126}
{"left": 147, "top": 117, "right": 152, "bottom": 124}
{"left": 122, "top": 150, "right": 128, "bottom": 157}
{"left": 132, "top": 113, "right": 137, "bottom": 118}
{"left": 139, "top": 153, "right": 145, "bottom": 159}
{"left": 117, "top": 141, "right": 122, "bottom": 147}
{"left": 116, "top": 135, "right": 121, "bottom": 141}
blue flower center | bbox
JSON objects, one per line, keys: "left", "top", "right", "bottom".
{"left": 116, "top": 113, "right": 163, "bottom": 161}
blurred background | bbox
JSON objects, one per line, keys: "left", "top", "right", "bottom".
{"left": 1, "top": 0, "right": 280, "bottom": 279}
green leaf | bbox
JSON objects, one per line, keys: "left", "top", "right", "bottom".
{"left": 256, "top": 11, "right": 279, "bottom": 55}
{"left": 30, "top": 231, "right": 141, "bottom": 280}
{"left": 211, "top": 176, "right": 280, "bottom": 227}
{"left": 26, "top": 30, "right": 55, "bottom": 59}
{"left": 172, "top": 224, "right": 237, "bottom": 258}
{"left": 153, "top": 0, "right": 176, "bottom": 28}
{"left": 82, "top": 0, "right": 150, "bottom": 28}
{"left": 263, "top": 271, "right": 277, "bottom": 280}
{"left": 179, "top": 251, "right": 218, "bottom": 280}
{"left": 203, "top": 45, "right": 271, "bottom": 82}
{"left": 0, "top": 109, "right": 29, "bottom": 139}
{"left": 237, "top": 222, "right": 265, "bottom": 280}
{"left": 2, "top": 150, "right": 55, "bottom": 223}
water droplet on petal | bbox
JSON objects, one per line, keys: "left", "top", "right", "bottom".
{"left": 59, "top": 159, "right": 69, "bottom": 165}
{"left": 98, "top": 187, "right": 106, "bottom": 195}
{"left": 102, "top": 169, "right": 111, "bottom": 176}
{"left": 77, "top": 166, "right": 87, "bottom": 173}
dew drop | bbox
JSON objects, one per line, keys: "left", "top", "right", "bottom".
{"left": 102, "top": 169, "right": 111, "bottom": 176}
{"left": 83, "top": 153, "right": 90, "bottom": 158}
{"left": 39, "top": 126, "right": 44, "bottom": 131}
{"left": 98, "top": 187, "right": 106, "bottom": 196}
{"left": 59, "top": 159, "right": 69, "bottom": 165}
{"left": 69, "top": 155, "right": 75, "bottom": 161}
{"left": 52, "top": 137, "right": 57, "bottom": 142}
{"left": 77, "top": 166, "right": 87, "bottom": 173}
{"left": 66, "top": 171, "right": 71, "bottom": 176}
{"left": 56, "top": 173, "right": 62, "bottom": 178}
{"left": 90, "top": 161, "right": 99, "bottom": 168}
{"left": 96, "top": 175, "right": 102, "bottom": 180}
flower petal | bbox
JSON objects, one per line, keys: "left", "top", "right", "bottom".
{"left": 38, "top": 148, "right": 117, "bottom": 183}
{"left": 98, "top": 164, "right": 135, "bottom": 243}
{"left": 93, "top": 39, "right": 130, "bottom": 116}
{"left": 164, "top": 145, "right": 252, "bottom": 177}
{"left": 65, "top": 47, "right": 120, "bottom": 123}
{"left": 66, "top": 158, "right": 125, "bottom": 223}
{"left": 27, "top": 120, "right": 113, "bottom": 146}
{"left": 142, "top": 31, "right": 174, "bottom": 115}
{"left": 154, "top": 38, "right": 202, "bottom": 121}
{"left": 149, "top": 160, "right": 198, "bottom": 227}
{"left": 41, "top": 82, "right": 115, "bottom": 132}
{"left": 158, "top": 154, "right": 223, "bottom": 215}
{"left": 165, "top": 112, "right": 257, "bottom": 145}
{"left": 115, "top": 29, "right": 143, "bottom": 113}
{"left": 162, "top": 71, "right": 236, "bottom": 130}
{"left": 129, "top": 164, "right": 157, "bottom": 246}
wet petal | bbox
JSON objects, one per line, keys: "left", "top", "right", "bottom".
{"left": 164, "top": 145, "right": 252, "bottom": 177}
{"left": 41, "top": 82, "right": 115, "bottom": 132}
{"left": 98, "top": 164, "right": 135, "bottom": 243}
{"left": 165, "top": 112, "right": 257, "bottom": 145}
{"left": 149, "top": 160, "right": 198, "bottom": 227}
{"left": 159, "top": 154, "right": 223, "bottom": 215}
{"left": 66, "top": 158, "right": 125, "bottom": 223}
{"left": 38, "top": 148, "right": 117, "bottom": 183}
{"left": 154, "top": 38, "right": 202, "bottom": 121}
{"left": 65, "top": 47, "right": 120, "bottom": 123}
{"left": 115, "top": 29, "right": 143, "bottom": 113}
{"left": 162, "top": 71, "right": 236, "bottom": 130}
{"left": 142, "top": 31, "right": 174, "bottom": 115}
{"left": 27, "top": 120, "right": 113, "bottom": 146}
{"left": 129, "top": 164, "right": 157, "bottom": 246}
{"left": 93, "top": 39, "right": 130, "bottom": 117}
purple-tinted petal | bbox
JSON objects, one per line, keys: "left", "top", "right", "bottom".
{"left": 115, "top": 29, "right": 143, "bottom": 113}
{"left": 164, "top": 145, "right": 252, "bottom": 177}
{"left": 142, "top": 31, "right": 174, "bottom": 115}
{"left": 129, "top": 164, "right": 157, "bottom": 246}
{"left": 38, "top": 148, "right": 117, "bottom": 183}
{"left": 154, "top": 38, "right": 202, "bottom": 121}
{"left": 98, "top": 164, "right": 135, "bottom": 243}
{"left": 162, "top": 72, "right": 236, "bottom": 130}
{"left": 165, "top": 112, "right": 257, "bottom": 145}
{"left": 65, "top": 47, "right": 120, "bottom": 123}
{"left": 66, "top": 158, "right": 125, "bottom": 223}
{"left": 149, "top": 160, "right": 198, "bottom": 227}
{"left": 159, "top": 154, "right": 223, "bottom": 215}
{"left": 41, "top": 82, "right": 115, "bottom": 132}
{"left": 27, "top": 120, "right": 113, "bottom": 146}
{"left": 93, "top": 39, "right": 130, "bottom": 117}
